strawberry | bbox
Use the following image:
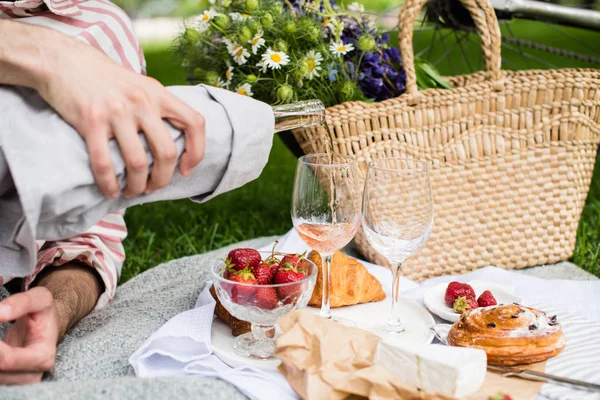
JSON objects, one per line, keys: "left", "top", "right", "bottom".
{"left": 453, "top": 296, "right": 479, "bottom": 314}
{"left": 488, "top": 392, "right": 513, "bottom": 400}
{"left": 225, "top": 248, "right": 262, "bottom": 271}
{"left": 274, "top": 264, "right": 307, "bottom": 303}
{"left": 229, "top": 267, "right": 257, "bottom": 304}
{"left": 444, "top": 281, "right": 476, "bottom": 307}
{"left": 280, "top": 252, "right": 306, "bottom": 270}
{"left": 255, "top": 287, "right": 279, "bottom": 310}
{"left": 253, "top": 262, "right": 279, "bottom": 284}
{"left": 477, "top": 290, "right": 497, "bottom": 307}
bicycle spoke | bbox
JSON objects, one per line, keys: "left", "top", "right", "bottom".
{"left": 504, "top": 23, "right": 531, "bottom": 69}
{"left": 544, "top": 22, "right": 600, "bottom": 57}
{"left": 499, "top": 53, "right": 521, "bottom": 70}
{"left": 426, "top": 22, "right": 441, "bottom": 61}
{"left": 502, "top": 36, "right": 600, "bottom": 66}
{"left": 501, "top": 41, "right": 559, "bottom": 68}
{"left": 456, "top": 31, "right": 475, "bottom": 73}
{"left": 433, "top": 29, "right": 467, "bottom": 73}
{"left": 416, "top": 24, "right": 455, "bottom": 59}
{"left": 463, "top": 33, "right": 486, "bottom": 71}
{"left": 414, "top": 8, "right": 431, "bottom": 59}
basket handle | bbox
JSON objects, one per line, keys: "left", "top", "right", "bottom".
{"left": 398, "top": 0, "right": 503, "bottom": 102}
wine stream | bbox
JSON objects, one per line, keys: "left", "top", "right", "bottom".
{"left": 322, "top": 122, "right": 337, "bottom": 226}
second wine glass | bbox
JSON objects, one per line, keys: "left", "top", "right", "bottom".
{"left": 362, "top": 158, "right": 434, "bottom": 335}
{"left": 291, "top": 154, "right": 361, "bottom": 323}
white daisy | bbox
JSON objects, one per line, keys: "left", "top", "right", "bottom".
{"left": 329, "top": 41, "right": 355, "bottom": 57}
{"left": 195, "top": 9, "right": 217, "bottom": 28}
{"left": 256, "top": 60, "right": 268, "bottom": 73}
{"left": 347, "top": 2, "right": 365, "bottom": 12}
{"left": 214, "top": 78, "right": 226, "bottom": 89}
{"left": 260, "top": 48, "right": 290, "bottom": 70}
{"left": 224, "top": 65, "right": 234, "bottom": 87}
{"left": 303, "top": 50, "right": 323, "bottom": 79}
{"left": 229, "top": 12, "right": 251, "bottom": 21}
{"left": 248, "top": 31, "right": 265, "bottom": 55}
{"left": 236, "top": 83, "right": 253, "bottom": 97}
{"left": 322, "top": 17, "right": 336, "bottom": 30}
{"left": 229, "top": 44, "right": 250, "bottom": 65}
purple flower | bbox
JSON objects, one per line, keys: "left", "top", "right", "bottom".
{"left": 357, "top": 47, "right": 406, "bottom": 102}
{"left": 378, "top": 33, "right": 390, "bottom": 45}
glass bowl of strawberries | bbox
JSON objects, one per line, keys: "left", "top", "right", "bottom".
{"left": 210, "top": 247, "right": 317, "bottom": 359}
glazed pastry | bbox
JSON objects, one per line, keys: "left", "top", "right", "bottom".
{"left": 307, "top": 250, "right": 386, "bottom": 308}
{"left": 210, "top": 285, "right": 251, "bottom": 336}
{"left": 448, "top": 304, "right": 566, "bottom": 366}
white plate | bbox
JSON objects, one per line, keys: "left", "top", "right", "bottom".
{"left": 212, "top": 295, "right": 435, "bottom": 370}
{"left": 423, "top": 280, "right": 522, "bottom": 323}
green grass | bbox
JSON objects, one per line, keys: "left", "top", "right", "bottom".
{"left": 122, "top": 19, "right": 600, "bottom": 282}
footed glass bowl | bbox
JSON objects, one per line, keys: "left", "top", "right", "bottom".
{"left": 210, "top": 252, "right": 317, "bottom": 359}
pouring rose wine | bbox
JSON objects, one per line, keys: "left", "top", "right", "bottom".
{"left": 292, "top": 153, "right": 361, "bottom": 324}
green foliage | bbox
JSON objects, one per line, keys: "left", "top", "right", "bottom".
{"left": 175, "top": 0, "right": 375, "bottom": 107}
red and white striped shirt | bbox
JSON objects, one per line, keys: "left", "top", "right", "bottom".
{"left": 0, "top": 0, "right": 145, "bottom": 308}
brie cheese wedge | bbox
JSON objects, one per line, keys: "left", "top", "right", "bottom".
{"left": 374, "top": 340, "right": 487, "bottom": 398}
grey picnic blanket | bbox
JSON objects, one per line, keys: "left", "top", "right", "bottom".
{"left": 0, "top": 84, "right": 274, "bottom": 278}
{"left": 0, "top": 236, "right": 276, "bottom": 400}
{"left": 0, "top": 236, "right": 596, "bottom": 400}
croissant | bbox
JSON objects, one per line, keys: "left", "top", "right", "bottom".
{"left": 448, "top": 304, "right": 566, "bottom": 366}
{"left": 307, "top": 250, "right": 386, "bottom": 308}
{"left": 210, "top": 285, "right": 251, "bottom": 336}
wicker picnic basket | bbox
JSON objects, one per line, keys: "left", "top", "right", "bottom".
{"left": 292, "top": 0, "right": 600, "bottom": 281}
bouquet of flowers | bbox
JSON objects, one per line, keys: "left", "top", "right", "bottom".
{"left": 176, "top": 0, "right": 449, "bottom": 107}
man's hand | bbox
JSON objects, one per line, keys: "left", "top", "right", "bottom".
{"left": 0, "top": 20, "right": 206, "bottom": 199}
{"left": 0, "top": 264, "right": 103, "bottom": 385}
{"left": 0, "top": 288, "right": 58, "bottom": 385}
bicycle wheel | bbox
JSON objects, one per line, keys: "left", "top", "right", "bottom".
{"left": 407, "top": 0, "right": 600, "bottom": 75}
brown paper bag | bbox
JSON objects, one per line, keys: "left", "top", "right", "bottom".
{"left": 275, "top": 311, "right": 544, "bottom": 400}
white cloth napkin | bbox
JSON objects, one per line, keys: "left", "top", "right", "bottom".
{"left": 129, "top": 284, "right": 298, "bottom": 400}
{"left": 131, "top": 228, "right": 600, "bottom": 400}
{"left": 270, "top": 229, "right": 600, "bottom": 400}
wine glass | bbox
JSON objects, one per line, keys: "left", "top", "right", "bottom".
{"left": 362, "top": 158, "right": 434, "bottom": 335}
{"left": 291, "top": 154, "right": 361, "bottom": 324}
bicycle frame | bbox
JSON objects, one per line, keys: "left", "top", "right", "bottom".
{"left": 490, "top": 0, "right": 600, "bottom": 30}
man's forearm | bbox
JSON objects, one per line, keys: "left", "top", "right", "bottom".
{"left": 0, "top": 19, "right": 66, "bottom": 90}
{"left": 32, "top": 263, "right": 104, "bottom": 340}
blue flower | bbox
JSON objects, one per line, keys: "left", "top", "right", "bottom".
{"left": 328, "top": 63, "right": 339, "bottom": 82}
{"left": 346, "top": 61, "right": 356, "bottom": 80}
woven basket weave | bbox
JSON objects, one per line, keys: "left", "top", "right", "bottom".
{"left": 292, "top": 0, "right": 600, "bottom": 281}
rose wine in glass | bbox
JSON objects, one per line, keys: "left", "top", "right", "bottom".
{"left": 292, "top": 154, "right": 361, "bottom": 323}
{"left": 362, "top": 158, "right": 433, "bottom": 335}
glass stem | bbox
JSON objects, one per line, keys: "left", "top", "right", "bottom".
{"left": 251, "top": 324, "right": 276, "bottom": 341}
{"left": 320, "top": 253, "right": 333, "bottom": 319}
{"left": 387, "top": 262, "right": 403, "bottom": 330}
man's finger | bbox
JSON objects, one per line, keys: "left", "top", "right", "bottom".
{"left": 86, "top": 129, "right": 120, "bottom": 199}
{"left": 161, "top": 94, "right": 205, "bottom": 176}
{"left": 0, "top": 287, "right": 52, "bottom": 322}
{"left": 0, "top": 341, "right": 55, "bottom": 372}
{"left": 0, "top": 371, "right": 43, "bottom": 385}
{"left": 138, "top": 112, "right": 177, "bottom": 194}
{"left": 112, "top": 118, "right": 149, "bottom": 198}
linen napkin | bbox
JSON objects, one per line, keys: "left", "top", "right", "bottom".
{"left": 400, "top": 268, "right": 600, "bottom": 400}
{"left": 268, "top": 229, "right": 600, "bottom": 400}
{"left": 128, "top": 283, "right": 298, "bottom": 400}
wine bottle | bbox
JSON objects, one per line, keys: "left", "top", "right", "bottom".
{"left": 272, "top": 100, "right": 325, "bottom": 133}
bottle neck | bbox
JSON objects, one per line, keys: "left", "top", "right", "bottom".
{"left": 272, "top": 100, "right": 326, "bottom": 133}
